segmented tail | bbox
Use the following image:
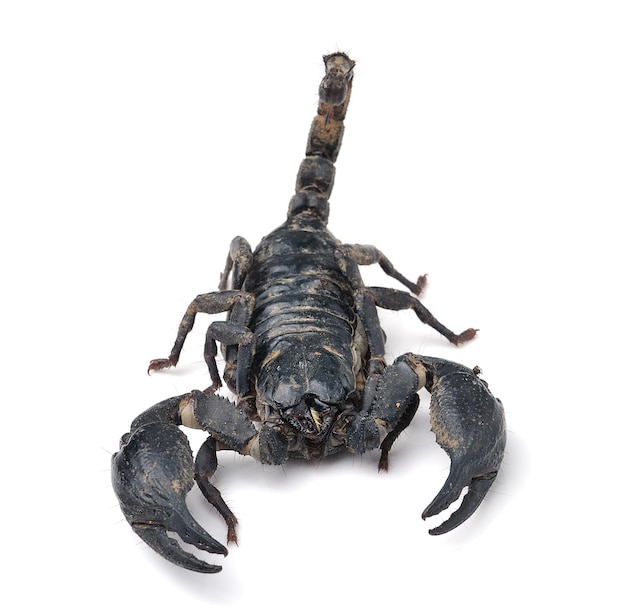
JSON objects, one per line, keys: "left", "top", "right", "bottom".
{"left": 288, "top": 53, "right": 355, "bottom": 222}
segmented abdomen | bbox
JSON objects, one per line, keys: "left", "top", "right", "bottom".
{"left": 243, "top": 216, "right": 358, "bottom": 406}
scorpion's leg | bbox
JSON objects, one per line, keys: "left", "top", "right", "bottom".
{"left": 204, "top": 319, "right": 256, "bottom": 395}
{"left": 340, "top": 354, "right": 505, "bottom": 534}
{"left": 368, "top": 286, "right": 476, "bottom": 345}
{"left": 218, "top": 236, "right": 253, "bottom": 291}
{"left": 216, "top": 237, "right": 255, "bottom": 391}
{"left": 112, "top": 391, "right": 260, "bottom": 573}
{"left": 147, "top": 290, "right": 255, "bottom": 393}
{"left": 336, "top": 244, "right": 475, "bottom": 345}
{"left": 336, "top": 244, "right": 427, "bottom": 296}
{"left": 194, "top": 436, "right": 239, "bottom": 544}
{"left": 334, "top": 246, "right": 387, "bottom": 406}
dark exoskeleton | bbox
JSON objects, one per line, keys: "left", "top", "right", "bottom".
{"left": 112, "top": 53, "right": 506, "bottom": 573}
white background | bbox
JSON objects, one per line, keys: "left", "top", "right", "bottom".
{"left": 2, "top": 1, "right": 624, "bottom": 607}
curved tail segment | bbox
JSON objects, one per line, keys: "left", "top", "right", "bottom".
{"left": 288, "top": 53, "right": 355, "bottom": 222}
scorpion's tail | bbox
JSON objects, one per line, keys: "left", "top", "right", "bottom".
{"left": 287, "top": 52, "right": 355, "bottom": 223}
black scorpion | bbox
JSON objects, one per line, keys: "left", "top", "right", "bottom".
{"left": 112, "top": 53, "right": 506, "bottom": 573}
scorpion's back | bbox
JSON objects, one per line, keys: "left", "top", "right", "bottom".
{"left": 244, "top": 213, "right": 362, "bottom": 409}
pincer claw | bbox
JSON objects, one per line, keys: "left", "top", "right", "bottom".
{"left": 414, "top": 357, "right": 506, "bottom": 534}
{"left": 112, "top": 421, "right": 226, "bottom": 573}
{"left": 422, "top": 469, "right": 499, "bottom": 535}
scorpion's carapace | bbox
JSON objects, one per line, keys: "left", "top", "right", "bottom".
{"left": 113, "top": 52, "right": 505, "bottom": 574}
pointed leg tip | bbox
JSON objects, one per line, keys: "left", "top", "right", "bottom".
{"left": 451, "top": 328, "right": 478, "bottom": 345}
{"left": 414, "top": 274, "right": 428, "bottom": 296}
{"left": 147, "top": 358, "right": 175, "bottom": 374}
{"left": 202, "top": 382, "right": 222, "bottom": 395}
{"left": 223, "top": 516, "right": 239, "bottom": 545}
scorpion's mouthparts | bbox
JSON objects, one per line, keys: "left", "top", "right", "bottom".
{"left": 284, "top": 396, "right": 337, "bottom": 438}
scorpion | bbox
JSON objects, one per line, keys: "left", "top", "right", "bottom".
{"left": 112, "top": 52, "right": 506, "bottom": 574}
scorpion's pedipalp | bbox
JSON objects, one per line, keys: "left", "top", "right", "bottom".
{"left": 130, "top": 513, "right": 225, "bottom": 574}
{"left": 112, "top": 420, "right": 227, "bottom": 573}
{"left": 402, "top": 355, "right": 506, "bottom": 534}
{"left": 422, "top": 472, "right": 497, "bottom": 535}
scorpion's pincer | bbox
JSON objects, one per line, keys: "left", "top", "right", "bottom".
{"left": 111, "top": 420, "right": 227, "bottom": 573}
{"left": 416, "top": 358, "right": 506, "bottom": 535}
